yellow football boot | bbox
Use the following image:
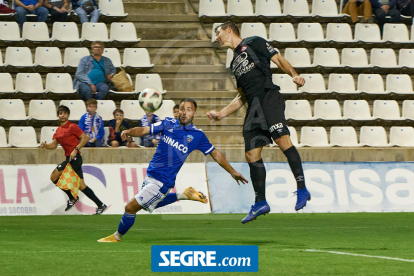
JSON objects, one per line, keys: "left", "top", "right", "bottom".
{"left": 184, "top": 187, "right": 208, "bottom": 204}
{"left": 98, "top": 234, "right": 121, "bottom": 243}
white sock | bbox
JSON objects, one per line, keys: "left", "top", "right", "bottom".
{"left": 176, "top": 193, "right": 188, "bottom": 200}
{"left": 114, "top": 231, "right": 122, "bottom": 241}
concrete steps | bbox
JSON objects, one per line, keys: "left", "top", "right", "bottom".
{"left": 124, "top": 2, "right": 189, "bottom": 15}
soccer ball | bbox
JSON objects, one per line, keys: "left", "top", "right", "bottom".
{"left": 138, "top": 88, "right": 163, "bottom": 112}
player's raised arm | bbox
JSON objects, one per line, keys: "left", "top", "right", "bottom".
{"left": 207, "top": 90, "right": 246, "bottom": 123}
{"left": 210, "top": 149, "right": 248, "bottom": 185}
{"left": 40, "top": 139, "right": 58, "bottom": 150}
{"left": 121, "top": 126, "right": 150, "bottom": 140}
{"left": 271, "top": 54, "right": 305, "bottom": 87}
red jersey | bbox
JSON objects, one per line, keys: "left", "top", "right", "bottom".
{"left": 53, "top": 121, "right": 84, "bottom": 156}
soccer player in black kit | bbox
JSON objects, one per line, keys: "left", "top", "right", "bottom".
{"left": 207, "top": 22, "right": 311, "bottom": 223}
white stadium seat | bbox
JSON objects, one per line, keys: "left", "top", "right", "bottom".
{"left": 0, "top": 99, "right": 27, "bottom": 120}
{"left": 135, "top": 74, "right": 166, "bottom": 93}
{"left": 59, "top": 100, "right": 86, "bottom": 120}
{"left": 356, "top": 74, "right": 385, "bottom": 94}
{"left": 199, "top": 0, "right": 226, "bottom": 17}
{"left": 15, "top": 73, "right": 44, "bottom": 94}
{"left": 40, "top": 127, "right": 58, "bottom": 145}
{"left": 330, "top": 126, "right": 360, "bottom": 147}
{"left": 341, "top": 48, "right": 369, "bottom": 68}
{"left": 45, "top": 73, "right": 76, "bottom": 94}
{"left": 285, "top": 100, "right": 313, "bottom": 120}
{"left": 227, "top": 0, "right": 254, "bottom": 17}
{"left": 103, "top": 127, "right": 110, "bottom": 147}
{"left": 28, "top": 100, "right": 57, "bottom": 121}
{"left": 383, "top": 23, "right": 409, "bottom": 42}
{"left": 226, "top": 48, "right": 233, "bottom": 69}
{"left": 103, "top": 48, "right": 121, "bottom": 68}
{"left": 34, "top": 47, "right": 63, "bottom": 68}
{"left": 0, "top": 49, "right": 2, "bottom": 66}
{"left": 314, "top": 100, "right": 342, "bottom": 120}
{"left": 155, "top": 100, "right": 176, "bottom": 120}
{"left": 81, "top": 23, "right": 109, "bottom": 42}
{"left": 0, "top": 21, "right": 21, "bottom": 42}
{"left": 99, "top": 0, "right": 128, "bottom": 17}
{"left": 9, "top": 126, "right": 38, "bottom": 148}
{"left": 272, "top": 74, "right": 298, "bottom": 93}
{"left": 0, "top": 127, "right": 8, "bottom": 147}
{"left": 51, "top": 22, "right": 80, "bottom": 43}
{"left": 211, "top": 23, "right": 222, "bottom": 43}
{"left": 298, "top": 73, "right": 326, "bottom": 93}
{"left": 22, "top": 22, "right": 49, "bottom": 42}
{"left": 343, "top": 100, "right": 372, "bottom": 120}
{"left": 255, "top": 0, "right": 282, "bottom": 16}
{"left": 0, "top": 73, "right": 15, "bottom": 93}
{"left": 283, "top": 0, "right": 310, "bottom": 16}
{"left": 120, "top": 100, "right": 146, "bottom": 120}
{"left": 4, "top": 47, "right": 33, "bottom": 68}
{"left": 110, "top": 23, "right": 140, "bottom": 44}
{"left": 402, "top": 100, "right": 414, "bottom": 119}
{"left": 385, "top": 74, "right": 413, "bottom": 94}
{"left": 240, "top": 23, "right": 267, "bottom": 40}
{"left": 360, "top": 126, "right": 389, "bottom": 147}
{"left": 311, "top": 0, "right": 339, "bottom": 16}
{"left": 284, "top": 48, "right": 312, "bottom": 68}
{"left": 268, "top": 23, "right": 297, "bottom": 42}
{"left": 398, "top": 49, "right": 414, "bottom": 68}
{"left": 372, "top": 100, "right": 401, "bottom": 120}
{"left": 300, "top": 127, "right": 330, "bottom": 147}
{"left": 288, "top": 126, "right": 300, "bottom": 147}
{"left": 326, "top": 23, "right": 353, "bottom": 42}
{"left": 122, "top": 48, "right": 154, "bottom": 69}
{"left": 96, "top": 100, "right": 117, "bottom": 121}
{"left": 354, "top": 23, "right": 381, "bottom": 42}
{"left": 63, "top": 48, "right": 90, "bottom": 68}
{"left": 327, "top": 74, "right": 356, "bottom": 94}
{"left": 370, "top": 48, "right": 398, "bottom": 68}
{"left": 389, "top": 127, "right": 414, "bottom": 147}
{"left": 297, "top": 23, "right": 324, "bottom": 42}
{"left": 312, "top": 48, "right": 341, "bottom": 67}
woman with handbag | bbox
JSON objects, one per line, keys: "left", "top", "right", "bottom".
{"left": 73, "top": 41, "right": 116, "bottom": 101}
{"left": 71, "top": 0, "right": 99, "bottom": 24}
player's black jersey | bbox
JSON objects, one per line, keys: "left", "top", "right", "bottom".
{"left": 230, "top": 36, "right": 279, "bottom": 105}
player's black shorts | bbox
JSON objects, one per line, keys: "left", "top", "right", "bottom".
{"left": 243, "top": 88, "right": 290, "bottom": 152}
{"left": 56, "top": 154, "right": 84, "bottom": 179}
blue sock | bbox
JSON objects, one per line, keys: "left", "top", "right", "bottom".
{"left": 117, "top": 212, "right": 136, "bottom": 235}
{"left": 155, "top": 193, "right": 178, "bottom": 209}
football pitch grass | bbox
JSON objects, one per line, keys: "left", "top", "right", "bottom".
{"left": 1, "top": 213, "right": 414, "bottom": 276}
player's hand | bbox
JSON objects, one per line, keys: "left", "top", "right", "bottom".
{"left": 231, "top": 172, "right": 249, "bottom": 185}
{"left": 69, "top": 149, "right": 77, "bottom": 161}
{"left": 40, "top": 141, "right": 47, "bottom": 148}
{"left": 293, "top": 76, "right": 305, "bottom": 87}
{"left": 121, "top": 129, "right": 130, "bottom": 141}
{"left": 207, "top": 111, "right": 221, "bottom": 123}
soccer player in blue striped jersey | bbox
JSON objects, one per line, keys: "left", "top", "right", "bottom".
{"left": 98, "top": 98, "right": 248, "bottom": 242}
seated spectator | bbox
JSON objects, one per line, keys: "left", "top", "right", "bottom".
{"left": 140, "top": 111, "right": 160, "bottom": 147}
{"left": 78, "top": 99, "right": 105, "bottom": 147}
{"left": 14, "top": 0, "right": 48, "bottom": 29}
{"left": 173, "top": 104, "right": 179, "bottom": 119}
{"left": 108, "top": 109, "right": 136, "bottom": 148}
{"left": 44, "top": 0, "right": 68, "bottom": 23}
{"left": 371, "top": 0, "right": 400, "bottom": 33}
{"left": 71, "top": 0, "right": 99, "bottom": 24}
{"left": 397, "top": 0, "right": 414, "bottom": 16}
{"left": 343, "top": 0, "right": 372, "bottom": 23}
{"left": 0, "top": 0, "right": 16, "bottom": 13}
{"left": 73, "top": 41, "right": 116, "bottom": 101}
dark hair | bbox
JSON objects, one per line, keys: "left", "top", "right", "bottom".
{"left": 91, "top": 41, "right": 105, "bottom": 49}
{"left": 180, "top": 98, "right": 197, "bottom": 111}
{"left": 215, "top": 21, "right": 240, "bottom": 37}
{"left": 57, "top": 105, "right": 70, "bottom": 116}
{"left": 113, "top": 108, "right": 124, "bottom": 116}
{"left": 173, "top": 104, "right": 180, "bottom": 110}
{"left": 86, "top": 98, "right": 98, "bottom": 107}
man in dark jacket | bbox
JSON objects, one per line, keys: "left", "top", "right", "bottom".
{"left": 371, "top": 0, "right": 400, "bottom": 33}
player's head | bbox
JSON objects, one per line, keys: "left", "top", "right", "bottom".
{"left": 113, "top": 109, "right": 124, "bottom": 120}
{"left": 86, "top": 99, "right": 98, "bottom": 115}
{"left": 215, "top": 21, "right": 240, "bottom": 47}
{"left": 57, "top": 105, "right": 70, "bottom": 123}
{"left": 179, "top": 98, "right": 197, "bottom": 126}
{"left": 173, "top": 104, "right": 180, "bottom": 119}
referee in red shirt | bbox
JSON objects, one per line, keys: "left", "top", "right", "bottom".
{"left": 40, "top": 105, "right": 107, "bottom": 214}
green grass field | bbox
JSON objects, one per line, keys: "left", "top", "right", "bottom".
{"left": 1, "top": 213, "right": 413, "bottom": 276}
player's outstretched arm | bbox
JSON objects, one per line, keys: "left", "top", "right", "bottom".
{"left": 121, "top": 126, "right": 150, "bottom": 140}
{"left": 271, "top": 54, "right": 305, "bottom": 87}
{"left": 40, "top": 139, "right": 58, "bottom": 150}
{"left": 210, "top": 149, "right": 248, "bottom": 185}
{"left": 207, "top": 90, "right": 246, "bottom": 123}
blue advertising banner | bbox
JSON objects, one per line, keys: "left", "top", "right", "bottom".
{"left": 151, "top": 245, "right": 258, "bottom": 272}
{"left": 207, "top": 162, "right": 414, "bottom": 213}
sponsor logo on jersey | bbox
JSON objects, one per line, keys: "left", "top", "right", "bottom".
{"left": 162, "top": 136, "right": 188, "bottom": 153}
{"left": 266, "top": 43, "right": 277, "bottom": 54}
{"left": 269, "top": 123, "right": 284, "bottom": 133}
{"left": 232, "top": 52, "right": 255, "bottom": 78}
{"left": 168, "top": 129, "right": 173, "bottom": 133}
{"left": 241, "top": 45, "right": 247, "bottom": 51}
{"left": 187, "top": 135, "right": 194, "bottom": 143}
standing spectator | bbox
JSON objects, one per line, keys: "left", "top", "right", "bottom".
{"left": 173, "top": 104, "right": 179, "bottom": 119}
{"left": 397, "top": 0, "right": 414, "bottom": 16}
{"left": 78, "top": 99, "right": 105, "bottom": 147}
{"left": 140, "top": 111, "right": 161, "bottom": 147}
{"left": 71, "top": 0, "right": 99, "bottom": 24}
{"left": 371, "top": 0, "right": 400, "bottom": 33}
{"left": 0, "top": 0, "right": 15, "bottom": 13}
{"left": 108, "top": 109, "right": 136, "bottom": 148}
{"left": 14, "top": 0, "right": 48, "bottom": 29}
{"left": 73, "top": 41, "right": 116, "bottom": 101}
{"left": 44, "top": 0, "right": 68, "bottom": 23}
{"left": 343, "top": 0, "right": 373, "bottom": 23}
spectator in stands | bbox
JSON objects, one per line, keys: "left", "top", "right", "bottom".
{"left": 396, "top": 0, "right": 414, "bottom": 16}
{"left": 14, "top": 0, "right": 48, "bottom": 29}
{"left": 371, "top": 0, "right": 400, "bottom": 33}
{"left": 342, "top": 0, "right": 373, "bottom": 23}
{"left": 0, "top": 0, "right": 15, "bottom": 13}
{"left": 108, "top": 109, "right": 136, "bottom": 148}
{"left": 173, "top": 104, "right": 180, "bottom": 119}
{"left": 74, "top": 41, "right": 116, "bottom": 101}
{"left": 71, "top": 0, "right": 99, "bottom": 24}
{"left": 140, "top": 111, "right": 161, "bottom": 147}
{"left": 44, "top": 0, "right": 69, "bottom": 23}
{"left": 78, "top": 98, "right": 105, "bottom": 147}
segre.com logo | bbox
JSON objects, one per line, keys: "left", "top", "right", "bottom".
{"left": 151, "top": 245, "right": 258, "bottom": 272}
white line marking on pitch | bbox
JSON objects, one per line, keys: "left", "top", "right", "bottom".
{"left": 306, "top": 249, "right": 414, "bottom": 263}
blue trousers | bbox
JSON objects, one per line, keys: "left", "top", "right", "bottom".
{"left": 78, "top": 82, "right": 109, "bottom": 101}
{"left": 74, "top": 6, "right": 99, "bottom": 24}
{"left": 15, "top": 6, "right": 48, "bottom": 29}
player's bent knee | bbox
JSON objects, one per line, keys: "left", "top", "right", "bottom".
{"left": 275, "top": 135, "right": 293, "bottom": 151}
{"left": 125, "top": 198, "right": 141, "bottom": 214}
{"left": 110, "top": 141, "right": 119, "bottom": 147}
